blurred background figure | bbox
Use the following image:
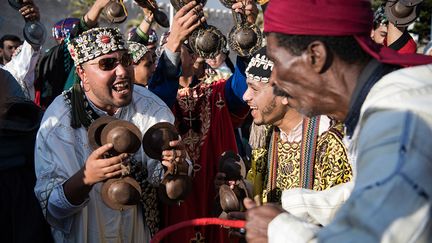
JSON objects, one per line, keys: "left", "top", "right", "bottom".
{"left": 370, "top": 5, "right": 388, "bottom": 45}
{"left": 204, "top": 46, "right": 235, "bottom": 84}
{"left": 0, "top": 35, "right": 22, "bottom": 66}
{"left": 423, "top": 41, "right": 432, "bottom": 56}
{"left": 0, "top": 68, "right": 53, "bottom": 243}
{"left": 51, "top": 18, "right": 80, "bottom": 44}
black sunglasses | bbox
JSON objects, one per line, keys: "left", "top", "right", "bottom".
{"left": 88, "top": 53, "right": 132, "bottom": 71}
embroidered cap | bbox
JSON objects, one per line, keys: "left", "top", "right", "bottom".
{"left": 245, "top": 46, "right": 273, "bottom": 83}
{"left": 128, "top": 41, "right": 149, "bottom": 64}
{"left": 67, "top": 27, "right": 128, "bottom": 66}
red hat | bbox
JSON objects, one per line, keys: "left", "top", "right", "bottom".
{"left": 264, "top": 0, "right": 432, "bottom": 66}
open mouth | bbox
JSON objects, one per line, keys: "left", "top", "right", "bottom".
{"left": 112, "top": 82, "right": 130, "bottom": 94}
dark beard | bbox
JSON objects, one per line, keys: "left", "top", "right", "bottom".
{"left": 261, "top": 98, "right": 277, "bottom": 116}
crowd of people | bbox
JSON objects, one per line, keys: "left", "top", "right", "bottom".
{"left": 1, "top": 0, "right": 432, "bottom": 242}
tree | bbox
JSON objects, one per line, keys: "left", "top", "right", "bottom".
{"left": 413, "top": 0, "right": 432, "bottom": 44}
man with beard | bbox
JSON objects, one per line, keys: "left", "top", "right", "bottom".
{"left": 244, "top": 47, "right": 352, "bottom": 204}
{"left": 244, "top": 0, "right": 432, "bottom": 242}
{"left": 33, "top": 27, "right": 191, "bottom": 242}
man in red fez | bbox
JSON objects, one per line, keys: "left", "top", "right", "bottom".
{"left": 243, "top": 0, "right": 432, "bottom": 242}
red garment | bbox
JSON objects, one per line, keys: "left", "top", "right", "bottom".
{"left": 264, "top": 0, "right": 432, "bottom": 66}
{"left": 161, "top": 80, "right": 248, "bottom": 243}
{"left": 394, "top": 37, "right": 417, "bottom": 54}
{"left": 264, "top": 0, "right": 373, "bottom": 36}
{"left": 383, "top": 31, "right": 417, "bottom": 54}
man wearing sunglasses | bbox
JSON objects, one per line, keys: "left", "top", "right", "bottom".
{"left": 33, "top": 27, "right": 191, "bottom": 242}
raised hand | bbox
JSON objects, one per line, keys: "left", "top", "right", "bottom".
{"left": 19, "top": 0, "right": 40, "bottom": 22}
{"left": 232, "top": 0, "right": 258, "bottom": 25}
{"left": 166, "top": 1, "right": 205, "bottom": 52}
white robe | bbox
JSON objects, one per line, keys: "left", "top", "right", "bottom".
{"left": 34, "top": 85, "right": 174, "bottom": 243}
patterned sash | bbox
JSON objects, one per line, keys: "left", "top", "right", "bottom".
{"left": 266, "top": 128, "right": 279, "bottom": 201}
{"left": 266, "top": 116, "right": 321, "bottom": 201}
{"left": 299, "top": 116, "right": 320, "bottom": 189}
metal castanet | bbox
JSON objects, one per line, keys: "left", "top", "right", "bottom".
{"left": 8, "top": 0, "right": 47, "bottom": 46}
{"left": 104, "top": 0, "right": 128, "bottom": 24}
{"left": 87, "top": 117, "right": 143, "bottom": 210}
{"left": 142, "top": 122, "right": 192, "bottom": 205}
{"left": 217, "top": 151, "right": 250, "bottom": 213}
{"left": 384, "top": 0, "right": 423, "bottom": 27}
{"left": 221, "top": 0, "right": 262, "bottom": 57}
{"left": 170, "top": 0, "right": 226, "bottom": 59}
{"left": 134, "top": 0, "right": 170, "bottom": 28}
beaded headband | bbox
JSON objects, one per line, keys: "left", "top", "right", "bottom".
{"left": 67, "top": 27, "right": 128, "bottom": 66}
{"left": 245, "top": 46, "right": 273, "bottom": 83}
{"left": 128, "top": 41, "right": 149, "bottom": 63}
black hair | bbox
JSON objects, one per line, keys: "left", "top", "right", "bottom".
{"left": 273, "top": 33, "right": 371, "bottom": 65}
{"left": 272, "top": 82, "right": 290, "bottom": 98}
{"left": 0, "top": 35, "right": 22, "bottom": 49}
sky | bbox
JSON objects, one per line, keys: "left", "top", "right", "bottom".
{"left": 159, "top": 0, "right": 225, "bottom": 10}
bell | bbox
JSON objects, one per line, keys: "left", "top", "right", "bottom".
{"left": 234, "top": 27, "right": 258, "bottom": 50}
{"left": 23, "top": 21, "right": 47, "bottom": 46}
{"left": 195, "top": 30, "right": 220, "bottom": 53}
{"left": 105, "top": 1, "right": 128, "bottom": 23}
{"left": 188, "top": 26, "right": 226, "bottom": 59}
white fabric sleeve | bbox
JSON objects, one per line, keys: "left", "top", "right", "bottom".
{"left": 3, "top": 41, "right": 41, "bottom": 100}
{"left": 268, "top": 212, "right": 320, "bottom": 243}
{"left": 47, "top": 183, "right": 89, "bottom": 220}
{"left": 316, "top": 111, "right": 432, "bottom": 242}
{"left": 280, "top": 181, "right": 353, "bottom": 226}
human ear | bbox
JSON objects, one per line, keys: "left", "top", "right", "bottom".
{"left": 76, "top": 65, "right": 90, "bottom": 91}
{"left": 306, "top": 41, "right": 333, "bottom": 74}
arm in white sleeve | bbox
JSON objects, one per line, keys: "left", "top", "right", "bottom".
{"left": 34, "top": 116, "right": 90, "bottom": 233}
{"left": 4, "top": 41, "right": 41, "bottom": 100}
{"left": 317, "top": 111, "right": 432, "bottom": 242}
{"left": 280, "top": 181, "right": 353, "bottom": 226}
{"left": 268, "top": 110, "right": 432, "bottom": 243}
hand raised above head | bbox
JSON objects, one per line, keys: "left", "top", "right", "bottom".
{"left": 19, "top": 0, "right": 40, "bottom": 22}
{"left": 166, "top": 1, "right": 205, "bottom": 52}
{"left": 232, "top": 0, "right": 258, "bottom": 25}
